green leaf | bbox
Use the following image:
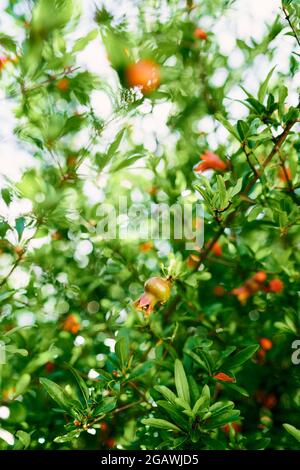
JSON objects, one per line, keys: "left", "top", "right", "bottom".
{"left": 209, "top": 401, "right": 235, "bottom": 417}
{"left": 142, "top": 418, "right": 181, "bottom": 432}
{"left": 174, "top": 359, "right": 190, "bottom": 406}
{"left": 93, "top": 397, "right": 117, "bottom": 416}
{"left": 0, "top": 221, "right": 10, "bottom": 237}
{"left": 258, "top": 66, "right": 276, "bottom": 103}
{"left": 1, "top": 188, "right": 12, "bottom": 205}
{"left": 67, "top": 365, "right": 90, "bottom": 407}
{"left": 110, "top": 153, "right": 144, "bottom": 172}
{"left": 157, "top": 401, "right": 189, "bottom": 429}
{"left": 115, "top": 336, "right": 129, "bottom": 369}
{"left": 222, "top": 344, "right": 259, "bottom": 371}
{"left": 226, "top": 383, "right": 250, "bottom": 397}
{"left": 236, "top": 120, "right": 250, "bottom": 140}
{"left": 192, "top": 385, "right": 210, "bottom": 415}
{"left": 184, "top": 349, "right": 211, "bottom": 374}
{"left": 283, "top": 423, "right": 300, "bottom": 443}
{"left": 5, "top": 345, "right": 28, "bottom": 357}
{"left": 72, "top": 29, "right": 98, "bottom": 53}
{"left": 155, "top": 385, "right": 178, "bottom": 406}
{"left": 205, "top": 410, "right": 240, "bottom": 429}
{"left": 39, "top": 378, "right": 74, "bottom": 414}
{"left": 107, "top": 128, "right": 126, "bottom": 157}
{"left": 54, "top": 429, "right": 82, "bottom": 443}
{"left": 15, "top": 430, "right": 31, "bottom": 449}
{"left": 278, "top": 85, "right": 288, "bottom": 121}
{"left": 128, "top": 361, "right": 153, "bottom": 380}
{"left": 15, "top": 217, "right": 25, "bottom": 240}
{"left": 15, "top": 374, "right": 31, "bottom": 397}
{"left": 215, "top": 114, "right": 239, "bottom": 140}
{"left": 25, "top": 348, "right": 61, "bottom": 373}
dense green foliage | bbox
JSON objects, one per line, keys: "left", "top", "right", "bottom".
{"left": 0, "top": 0, "right": 300, "bottom": 450}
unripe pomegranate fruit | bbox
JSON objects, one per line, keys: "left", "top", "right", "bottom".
{"left": 134, "top": 277, "right": 171, "bottom": 316}
{"left": 125, "top": 59, "right": 160, "bottom": 94}
{"left": 144, "top": 277, "right": 171, "bottom": 302}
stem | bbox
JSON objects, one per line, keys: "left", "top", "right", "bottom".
{"left": 23, "top": 66, "right": 81, "bottom": 94}
{"left": 282, "top": 6, "right": 300, "bottom": 48}
{"left": 0, "top": 258, "right": 21, "bottom": 288}
{"left": 244, "top": 117, "right": 298, "bottom": 194}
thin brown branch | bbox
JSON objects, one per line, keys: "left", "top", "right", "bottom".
{"left": 282, "top": 6, "right": 300, "bottom": 47}
{"left": 0, "top": 257, "right": 21, "bottom": 288}
{"left": 244, "top": 118, "right": 298, "bottom": 194}
{"left": 23, "top": 66, "right": 81, "bottom": 94}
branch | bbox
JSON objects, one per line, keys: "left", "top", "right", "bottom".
{"left": 0, "top": 257, "right": 21, "bottom": 288}
{"left": 190, "top": 117, "right": 298, "bottom": 274}
{"left": 244, "top": 117, "right": 298, "bottom": 194}
{"left": 282, "top": 6, "right": 300, "bottom": 48}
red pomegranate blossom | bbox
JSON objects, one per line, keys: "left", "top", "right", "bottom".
{"left": 213, "top": 372, "right": 235, "bottom": 383}
{"left": 194, "top": 150, "right": 227, "bottom": 172}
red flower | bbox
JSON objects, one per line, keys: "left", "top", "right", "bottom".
{"left": 213, "top": 372, "right": 235, "bottom": 383}
{"left": 259, "top": 338, "right": 273, "bottom": 351}
{"left": 222, "top": 422, "right": 241, "bottom": 434}
{"left": 208, "top": 240, "right": 222, "bottom": 257}
{"left": 194, "top": 28, "right": 207, "bottom": 40}
{"left": 0, "top": 56, "right": 9, "bottom": 70}
{"left": 194, "top": 151, "right": 227, "bottom": 172}
{"left": 134, "top": 291, "right": 158, "bottom": 316}
{"left": 278, "top": 166, "right": 292, "bottom": 183}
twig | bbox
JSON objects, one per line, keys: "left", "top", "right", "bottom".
{"left": 23, "top": 66, "right": 81, "bottom": 94}
{"left": 0, "top": 258, "right": 21, "bottom": 288}
{"left": 244, "top": 117, "right": 298, "bottom": 194}
{"left": 282, "top": 6, "right": 300, "bottom": 47}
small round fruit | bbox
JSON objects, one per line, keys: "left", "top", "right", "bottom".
{"left": 253, "top": 271, "right": 267, "bottom": 283}
{"left": 144, "top": 277, "right": 171, "bottom": 302}
{"left": 269, "top": 278, "right": 284, "bottom": 293}
{"left": 125, "top": 59, "right": 160, "bottom": 94}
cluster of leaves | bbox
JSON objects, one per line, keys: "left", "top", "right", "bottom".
{"left": 0, "top": 0, "right": 300, "bottom": 451}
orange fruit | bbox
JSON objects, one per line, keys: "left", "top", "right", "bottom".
{"left": 125, "top": 59, "right": 160, "bottom": 94}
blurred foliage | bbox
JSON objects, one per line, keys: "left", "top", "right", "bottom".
{"left": 0, "top": 0, "right": 300, "bottom": 451}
